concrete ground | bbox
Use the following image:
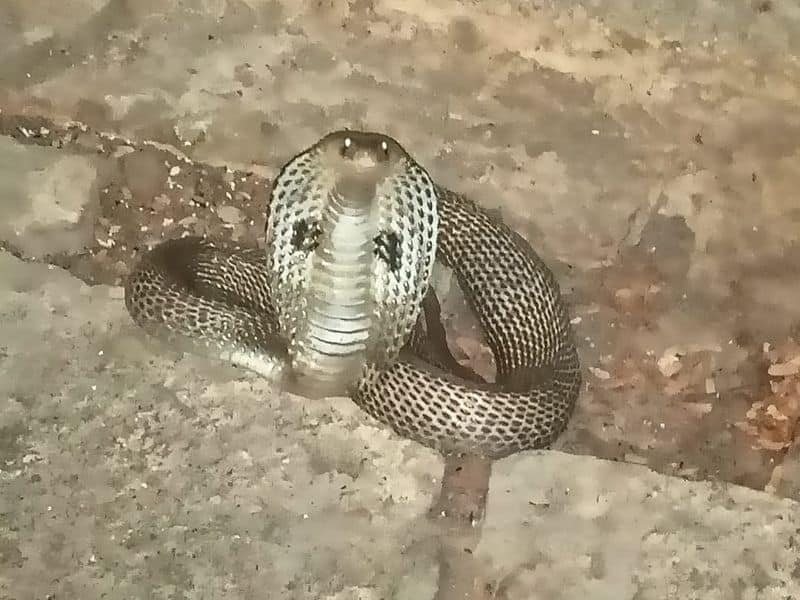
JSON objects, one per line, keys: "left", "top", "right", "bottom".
{"left": 1, "top": 1, "right": 800, "bottom": 598}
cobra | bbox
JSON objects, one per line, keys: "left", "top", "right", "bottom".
{"left": 124, "top": 130, "right": 581, "bottom": 459}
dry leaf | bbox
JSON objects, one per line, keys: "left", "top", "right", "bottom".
{"left": 768, "top": 359, "right": 800, "bottom": 377}
{"left": 589, "top": 367, "right": 611, "bottom": 380}
{"left": 657, "top": 352, "right": 682, "bottom": 377}
{"left": 737, "top": 378, "right": 800, "bottom": 451}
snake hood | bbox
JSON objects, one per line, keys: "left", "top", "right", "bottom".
{"left": 265, "top": 130, "right": 440, "bottom": 397}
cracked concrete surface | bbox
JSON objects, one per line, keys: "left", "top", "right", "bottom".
{"left": 2, "top": 0, "right": 800, "bottom": 598}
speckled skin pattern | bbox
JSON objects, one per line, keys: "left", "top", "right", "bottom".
{"left": 125, "top": 130, "right": 581, "bottom": 459}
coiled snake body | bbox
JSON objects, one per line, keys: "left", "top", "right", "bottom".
{"left": 125, "top": 131, "right": 581, "bottom": 459}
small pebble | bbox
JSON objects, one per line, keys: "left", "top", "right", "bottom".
{"left": 218, "top": 205, "right": 244, "bottom": 224}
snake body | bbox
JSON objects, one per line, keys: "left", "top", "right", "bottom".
{"left": 125, "top": 131, "right": 581, "bottom": 459}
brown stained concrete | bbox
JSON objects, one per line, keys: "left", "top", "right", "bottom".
{"left": 2, "top": 1, "right": 800, "bottom": 598}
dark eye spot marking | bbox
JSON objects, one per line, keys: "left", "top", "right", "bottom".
{"left": 291, "top": 220, "right": 323, "bottom": 252}
{"left": 374, "top": 231, "right": 402, "bottom": 272}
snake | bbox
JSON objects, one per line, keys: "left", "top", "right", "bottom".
{"left": 124, "top": 131, "right": 581, "bottom": 459}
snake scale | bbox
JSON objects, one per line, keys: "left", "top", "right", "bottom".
{"left": 125, "top": 131, "right": 581, "bottom": 459}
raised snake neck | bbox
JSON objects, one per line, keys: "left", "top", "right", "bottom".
{"left": 125, "top": 130, "right": 581, "bottom": 459}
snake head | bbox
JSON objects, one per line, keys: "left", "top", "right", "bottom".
{"left": 315, "top": 130, "right": 412, "bottom": 207}
{"left": 319, "top": 130, "right": 408, "bottom": 164}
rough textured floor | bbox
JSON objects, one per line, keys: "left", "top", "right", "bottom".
{"left": 2, "top": 1, "right": 800, "bottom": 598}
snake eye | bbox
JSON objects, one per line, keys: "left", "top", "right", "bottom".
{"left": 380, "top": 140, "right": 389, "bottom": 155}
{"left": 341, "top": 136, "right": 352, "bottom": 156}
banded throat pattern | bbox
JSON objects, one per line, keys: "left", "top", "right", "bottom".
{"left": 265, "top": 131, "right": 439, "bottom": 397}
